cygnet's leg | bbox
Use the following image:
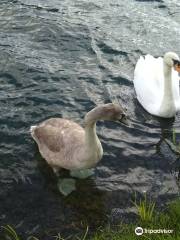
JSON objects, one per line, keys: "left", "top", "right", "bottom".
{"left": 52, "top": 166, "right": 69, "bottom": 178}
{"left": 52, "top": 167, "right": 61, "bottom": 177}
{"left": 70, "top": 169, "right": 94, "bottom": 179}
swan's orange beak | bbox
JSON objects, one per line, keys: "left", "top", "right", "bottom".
{"left": 174, "top": 64, "right": 180, "bottom": 73}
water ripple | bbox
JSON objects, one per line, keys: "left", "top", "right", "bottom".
{"left": 0, "top": 0, "right": 180, "bottom": 238}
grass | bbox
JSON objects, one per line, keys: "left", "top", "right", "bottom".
{"left": 0, "top": 225, "right": 40, "bottom": 240}
{"left": 1, "top": 225, "right": 20, "bottom": 240}
{"left": 1, "top": 197, "right": 180, "bottom": 240}
{"left": 90, "top": 197, "right": 180, "bottom": 240}
{"left": 132, "top": 192, "right": 155, "bottom": 223}
{"left": 166, "top": 128, "right": 180, "bottom": 154}
{"left": 165, "top": 128, "right": 180, "bottom": 184}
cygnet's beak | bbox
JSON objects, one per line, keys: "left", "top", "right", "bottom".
{"left": 117, "top": 113, "right": 130, "bottom": 126}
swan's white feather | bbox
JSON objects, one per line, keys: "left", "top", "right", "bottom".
{"left": 134, "top": 54, "right": 180, "bottom": 117}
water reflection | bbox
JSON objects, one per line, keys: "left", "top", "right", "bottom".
{"left": 155, "top": 117, "right": 175, "bottom": 155}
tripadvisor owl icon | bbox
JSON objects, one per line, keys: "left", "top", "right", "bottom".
{"left": 135, "top": 227, "right": 143, "bottom": 236}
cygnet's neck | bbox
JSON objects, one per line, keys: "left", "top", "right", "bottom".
{"left": 84, "top": 108, "right": 99, "bottom": 143}
{"left": 78, "top": 108, "right": 103, "bottom": 168}
{"left": 84, "top": 107, "right": 103, "bottom": 154}
{"left": 84, "top": 106, "right": 103, "bottom": 126}
{"left": 160, "top": 61, "right": 175, "bottom": 117}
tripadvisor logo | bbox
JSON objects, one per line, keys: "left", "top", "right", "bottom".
{"left": 135, "top": 227, "right": 143, "bottom": 236}
{"left": 135, "top": 227, "right": 173, "bottom": 235}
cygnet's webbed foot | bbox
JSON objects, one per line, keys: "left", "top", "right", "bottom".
{"left": 55, "top": 168, "right": 94, "bottom": 196}
{"left": 70, "top": 169, "right": 94, "bottom": 179}
{"left": 57, "top": 178, "right": 76, "bottom": 196}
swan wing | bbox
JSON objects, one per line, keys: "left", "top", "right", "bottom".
{"left": 33, "top": 125, "right": 64, "bottom": 152}
{"left": 134, "top": 55, "right": 164, "bottom": 115}
{"left": 32, "top": 118, "right": 84, "bottom": 153}
{"left": 172, "top": 69, "right": 180, "bottom": 110}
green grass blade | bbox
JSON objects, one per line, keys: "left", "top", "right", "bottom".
{"left": 1, "top": 225, "right": 20, "bottom": 240}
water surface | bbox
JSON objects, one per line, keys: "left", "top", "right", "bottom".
{"left": 0, "top": 0, "right": 180, "bottom": 238}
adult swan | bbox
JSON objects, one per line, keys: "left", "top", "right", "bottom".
{"left": 133, "top": 52, "right": 180, "bottom": 118}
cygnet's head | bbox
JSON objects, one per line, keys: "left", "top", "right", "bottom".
{"left": 164, "top": 52, "right": 180, "bottom": 72}
{"left": 85, "top": 103, "right": 128, "bottom": 125}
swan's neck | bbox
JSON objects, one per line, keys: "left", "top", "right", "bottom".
{"left": 83, "top": 107, "right": 105, "bottom": 161}
{"left": 163, "top": 62, "right": 173, "bottom": 100}
{"left": 84, "top": 107, "right": 103, "bottom": 150}
{"left": 84, "top": 122, "right": 98, "bottom": 145}
{"left": 160, "top": 62, "right": 175, "bottom": 117}
{"left": 84, "top": 120, "right": 103, "bottom": 166}
{"left": 84, "top": 109, "right": 103, "bottom": 166}
{"left": 84, "top": 121, "right": 101, "bottom": 151}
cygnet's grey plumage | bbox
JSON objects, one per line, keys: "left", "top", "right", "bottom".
{"left": 30, "top": 103, "right": 127, "bottom": 173}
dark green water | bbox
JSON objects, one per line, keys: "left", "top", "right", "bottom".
{"left": 0, "top": 0, "right": 180, "bottom": 239}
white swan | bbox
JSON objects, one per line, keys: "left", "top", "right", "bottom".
{"left": 30, "top": 103, "right": 128, "bottom": 173}
{"left": 133, "top": 52, "right": 180, "bottom": 118}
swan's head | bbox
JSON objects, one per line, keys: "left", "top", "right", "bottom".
{"left": 85, "top": 103, "right": 129, "bottom": 126}
{"left": 164, "top": 52, "right": 180, "bottom": 72}
{"left": 100, "top": 103, "right": 128, "bottom": 123}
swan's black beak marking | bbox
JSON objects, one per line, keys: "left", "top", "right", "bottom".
{"left": 118, "top": 113, "right": 130, "bottom": 126}
{"left": 173, "top": 59, "right": 180, "bottom": 74}
{"left": 173, "top": 59, "right": 180, "bottom": 66}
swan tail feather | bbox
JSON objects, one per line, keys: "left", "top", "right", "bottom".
{"left": 30, "top": 125, "right": 37, "bottom": 139}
